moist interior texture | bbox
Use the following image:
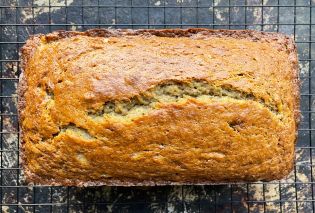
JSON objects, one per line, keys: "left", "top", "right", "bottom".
{"left": 87, "top": 80, "right": 281, "bottom": 121}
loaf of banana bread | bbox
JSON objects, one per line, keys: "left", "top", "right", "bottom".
{"left": 18, "top": 28, "right": 300, "bottom": 186}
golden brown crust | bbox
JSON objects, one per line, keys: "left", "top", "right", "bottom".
{"left": 18, "top": 35, "right": 43, "bottom": 182}
{"left": 18, "top": 28, "right": 300, "bottom": 186}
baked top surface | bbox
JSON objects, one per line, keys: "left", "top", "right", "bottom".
{"left": 18, "top": 28, "right": 299, "bottom": 186}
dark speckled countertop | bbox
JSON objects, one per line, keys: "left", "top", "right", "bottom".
{"left": 0, "top": 0, "right": 314, "bottom": 212}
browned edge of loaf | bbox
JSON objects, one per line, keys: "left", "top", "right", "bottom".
{"left": 17, "top": 28, "right": 300, "bottom": 187}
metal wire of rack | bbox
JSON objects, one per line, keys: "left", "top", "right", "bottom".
{"left": 0, "top": 0, "right": 314, "bottom": 212}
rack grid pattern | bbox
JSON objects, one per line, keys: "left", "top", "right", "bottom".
{"left": 0, "top": 0, "right": 314, "bottom": 212}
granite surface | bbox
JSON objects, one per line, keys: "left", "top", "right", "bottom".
{"left": 0, "top": 0, "right": 314, "bottom": 212}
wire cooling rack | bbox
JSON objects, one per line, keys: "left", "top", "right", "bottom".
{"left": 0, "top": 0, "right": 314, "bottom": 212}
